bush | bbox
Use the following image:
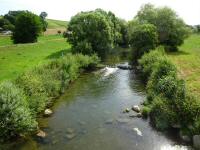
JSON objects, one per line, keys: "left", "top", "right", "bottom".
{"left": 140, "top": 48, "right": 200, "bottom": 136}
{"left": 130, "top": 23, "right": 158, "bottom": 64}
{"left": 0, "top": 53, "right": 99, "bottom": 140}
{"left": 15, "top": 53, "right": 99, "bottom": 114}
{"left": 12, "top": 11, "right": 42, "bottom": 44}
{"left": 138, "top": 46, "right": 165, "bottom": 80}
{"left": 0, "top": 82, "right": 37, "bottom": 140}
{"left": 142, "top": 106, "right": 151, "bottom": 118}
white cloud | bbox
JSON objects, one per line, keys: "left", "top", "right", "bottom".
{"left": 0, "top": 0, "right": 199, "bottom": 25}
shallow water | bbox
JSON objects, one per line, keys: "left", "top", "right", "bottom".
{"left": 2, "top": 65, "right": 192, "bottom": 150}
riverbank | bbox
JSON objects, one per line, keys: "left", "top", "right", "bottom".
{"left": 1, "top": 63, "right": 192, "bottom": 150}
{"left": 0, "top": 53, "right": 99, "bottom": 141}
{"left": 138, "top": 46, "right": 200, "bottom": 149}
{"left": 167, "top": 34, "right": 200, "bottom": 100}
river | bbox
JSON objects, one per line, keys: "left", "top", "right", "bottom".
{"left": 1, "top": 57, "right": 192, "bottom": 150}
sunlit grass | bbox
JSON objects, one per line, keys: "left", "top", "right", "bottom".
{"left": 167, "top": 34, "right": 200, "bottom": 98}
{"left": 0, "top": 34, "right": 70, "bottom": 81}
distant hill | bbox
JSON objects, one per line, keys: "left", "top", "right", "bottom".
{"left": 47, "top": 19, "right": 67, "bottom": 29}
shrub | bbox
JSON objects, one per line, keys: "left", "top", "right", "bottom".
{"left": 15, "top": 53, "right": 99, "bottom": 114}
{"left": 12, "top": 11, "right": 42, "bottom": 44}
{"left": 148, "top": 58, "right": 177, "bottom": 86}
{"left": 130, "top": 23, "right": 158, "bottom": 64}
{"left": 0, "top": 82, "right": 37, "bottom": 140}
{"left": 142, "top": 106, "right": 151, "bottom": 118}
{"left": 150, "top": 96, "right": 178, "bottom": 130}
{"left": 138, "top": 46, "right": 165, "bottom": 80}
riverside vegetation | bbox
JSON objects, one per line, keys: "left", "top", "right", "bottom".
{"left": 0, "top": 3, "right": 200, "bottom": 149}
{"left": 0, "top": 53, "right": 99, "bottom": 141}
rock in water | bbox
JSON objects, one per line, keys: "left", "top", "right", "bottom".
{"left": 66, "top": 128, "right": 75, "bottom": 134}
{"left": 117, "top": 64, "right": 132, "bottom": 70}
{"left": 44, "top": 109, "right": 53, "bottom": 116}
{"left": 132, "top": 105, "right": 140, "bottom": 113}
{"left": 123, "top": 108, "right": 130, "bottom": 113}
{"left": 65, "top": 133, "right": 76, "bottom": 140}
{"left": 132, "top": 128, "right": 142, "bottom": 136}
{"left": 193, "top": 135, "right": 200, "bottom": 149}
{"left": 37, "top": 130, "right": 46, "bottom": 138}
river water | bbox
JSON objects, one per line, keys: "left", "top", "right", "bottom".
{"left": 1, "top": 60, "right": 192, "bottom": 150}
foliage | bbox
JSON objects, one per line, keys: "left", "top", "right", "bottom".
{"left": 139, "top": 48, "right": 200, "bottom": 134}
{"left": 66, "top": 10, "right": 113, "bottom": 58}
{"left": 15, "top": 53, "right": 99, "bottom": 114}
{"left": 129, "top": 23, "right": 158, "bottom": 64}
{"left": 138, "top": 46, "right": 165, "bottom": 80}
{"left": 0, "top": 53, "right": 99, "bottom": 140}
{"left": 0, "top": 82, "right": 37, "bottom": 140}
{"left": 142, "top": 106, "right": 151, "bottom": 118}
{"left": 12, "top": 11, "right": 42, "bottom": 44}
{"left": 135, "top": 4, "right": 189, "bottom": 51}
{"left": 40, "top": 12, "right": 48, "bottom": 32}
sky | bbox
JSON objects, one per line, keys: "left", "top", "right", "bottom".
{"left": 0, "top": 0, "right": 199, "bottom": 25}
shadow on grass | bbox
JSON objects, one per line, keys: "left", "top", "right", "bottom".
{"left": 167, "top": 50, "right": 190, "bottom": 56}
{"left": 46, "top": 48, "right": 71, "bottom": 59}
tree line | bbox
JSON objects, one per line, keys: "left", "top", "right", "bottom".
{"left": 0, "top": 11, "right": 48, "bottom": 43}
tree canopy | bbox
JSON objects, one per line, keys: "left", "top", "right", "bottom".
{"left": 135, "top": 4, "right": 189, "bottom": 51}
{"left": 130, "top": 23, "right": 158, "bottom": 64}
{"left": 12, "top": 11, "right": 42, "bottom": 44}
{"left": 66, "top": 10, "right": 113, "bottom": 58}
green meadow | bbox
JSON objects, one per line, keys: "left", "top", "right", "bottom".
{"left": 0, "top": 35, "right": 70, "bottom": 81}
{"left": 168, "top": 34, "right": 200, "bottom": 98}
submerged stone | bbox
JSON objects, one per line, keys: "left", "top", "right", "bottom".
{"left": 36, "top": 130, "right": 46, "bottom": 138}
{"left": 65, "top": 133, "right": 76, "bottom": 140}
{"left": 105, "top": 119, "right": 115, "bottom": 124}
{"left": 116, "top": 118, "right": 130, "bottom": 123}
{"left": 123, "top": 108, "right": 130, "bottom": 113}
{"left": 66, "top": 128, "right": 75, "bottom": 134}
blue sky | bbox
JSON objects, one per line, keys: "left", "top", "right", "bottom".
{"left": 0, "top": 0, "right": 199, "bottom": 25}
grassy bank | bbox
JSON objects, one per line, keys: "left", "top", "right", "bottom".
{"left": 0, "top": 53, "right": 99, "bottom": 140}
{"left": 0, "top": 35, "right": 70, "bottom": 82}
{"left": 139, "top": 45, "right": 200, "bottom": 141}
{"left": 168, "top": 34, "right": 200, "bottom": 98}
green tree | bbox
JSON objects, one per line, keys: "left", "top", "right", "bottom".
{"left": 4, "top": 11, "right": 25, "bottom": 25}
{"left": 12, "top": 11, "right": 42, "bottom": 44}
{"left": 130, "top": 23, "right": 158, "bottom": 64}
{"left": 39, "top": 12, "right": 48, "bottom": 32}
{"left": 136, "top": 4, "right": 189, "bottom": 51}
{"left": 66, "top": 11, "right": 113, "bottom": 58}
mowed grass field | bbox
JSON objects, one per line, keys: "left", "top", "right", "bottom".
{"left": 168, "top": 34, "right": 200, "bottom": 98}
{"left": 0, "top": 35, "right": 70, "bottom": 81}
{"left": 44, "top": 19, "right": 68, "bottom": 35}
